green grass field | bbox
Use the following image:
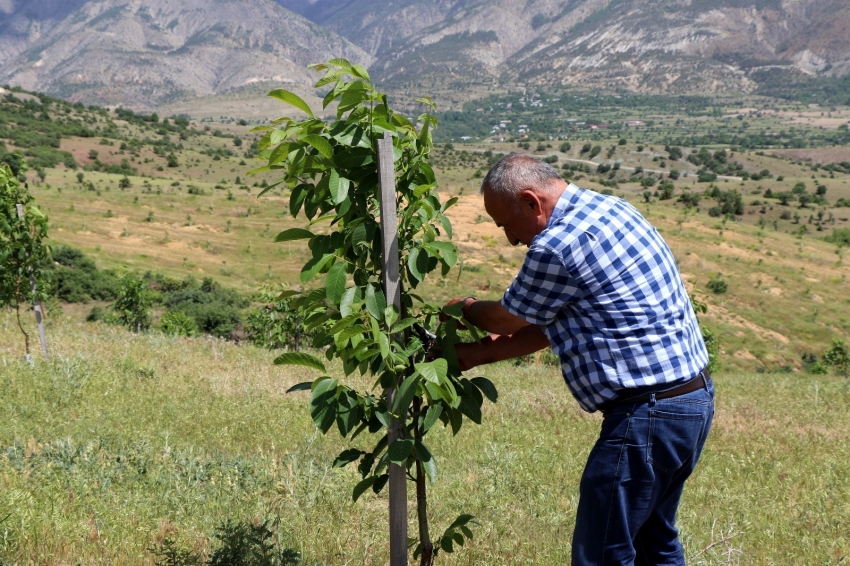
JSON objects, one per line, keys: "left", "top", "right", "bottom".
{"left": 1, "top": 313, "right": 848, "bottom": 565}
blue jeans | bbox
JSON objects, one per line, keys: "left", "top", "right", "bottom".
{"left": 572, "top": 379, "right": 715, "bottom": 565}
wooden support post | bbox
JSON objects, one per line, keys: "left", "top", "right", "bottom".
{"left": 16, "top": 204, "right": 48, "bottom": 359}
{"left": 377, "top": 131, "right": 408, "bottom": 565}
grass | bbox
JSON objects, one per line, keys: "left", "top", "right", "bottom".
{"left": 2, "top": 313, "right": 849, "bottom": 564}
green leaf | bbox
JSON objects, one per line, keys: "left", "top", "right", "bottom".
{"left": 392, "top": 373, "right": 420, "bottom": 415}
{"left": 273, "top": 352, "right": 326, "bottom": 372}
{"left": 387, "top": 438, "right": 414, "bottom": 466}
{"left": 427, "top": 241, "right": 458, "bottom": 268}
{"left": 328, "top": 170, "right": 350, "bottom": 204}
{"left": 457, "top": 379, "right": 483, "bottom": 424}
{"left": 326, "top": 261, "right": 347, "bottom": 305}
{"left": 333, "top": 448, "right": 364, "bottom": 468}
{"left": 448, "top": 514, "right": 475, "bottom": 529}
{"left": 309, "top": 377, "right": 338, "bottom": 433}
{"left": 268, "top": 89, "right": 314, "bottom": 117}
{"left": 407, "top": 247, "right": 423, "bottom": 283}
{"left": 329, "top": 313, "right": 360, "bottom": 336}
{"left": 438, "top": 215, "right": 453, "bottom": 238}
{"left": 339, "top": 286, "right": 360, "bottom": 317}
{"left": 415, "top": 359, "right": 448, "bottom": 384}
{"left": 365, "top": 285, "right": 386, "bottom": 320}
{"left": 289, "top": 184, "right": 309, "bottom": 217}
{"left": 422, "top": 404, "right": 443, "bottom": 433}
{"left": 471, "top": 376, "right": 498, "bottom": 403}
{"left": 275, "top": 228, "right": 314, "bottom": 242}
{"left": 300, "top": 134, "right": 334, "bottom": 160}
{"left": 351, "top": 64, "right": 370, "bottom": 81}
{"left": 336, "top": 389, "right": 362, "bottom": 436}
{"left": 328, "top": 57, "right": 353, "bottom": 70}
{"left": 372, "top": 473, "right": 389, "bottom": 494}
{"left": 286, "top": 382, "right": 313, "bottom": 393}
{"left": 352, "top": 476, "right": 377, "bottom": 502}
{"left": 415, "top": 441, "right": 437, "bottom": 483}
{"left": 300, "top": 253, "right": 335, "bottom": 283}
{"left": 377, "top": 332, "right": 390, "bottom": 360}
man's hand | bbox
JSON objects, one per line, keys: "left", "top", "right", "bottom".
{"left": 440, "top": 297, "right": 531, "bottom": 336}
{"left": 448, "top": 325, "right": 551, "bottom": 372}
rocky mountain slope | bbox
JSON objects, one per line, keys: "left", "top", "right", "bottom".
{"left": 0, "top": 0, "right": 371, "bottom": 109}
{"left": 281, "top": 0, "right": 850, "bottom": 94}
{"left": 1, "top": 0, "right": 848, "bottom": 108}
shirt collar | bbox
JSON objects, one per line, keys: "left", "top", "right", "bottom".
{"left": 546, "top": 183, "right": 581, "bottom": 228}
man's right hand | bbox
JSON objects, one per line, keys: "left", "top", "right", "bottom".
{"left": 439, "top": 296, "right": 475, "bottom": 328}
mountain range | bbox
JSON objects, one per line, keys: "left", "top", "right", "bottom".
{"left": 0, "top": 0, "right": 848, "bottom": 109}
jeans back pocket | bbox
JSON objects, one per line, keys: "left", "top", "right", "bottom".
{"left": 647, "top": 409, "right": 706, "bottom": 473}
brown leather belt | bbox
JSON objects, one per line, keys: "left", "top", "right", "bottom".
{"left": 608, "top": 369, "right": 710, "bottom": 408}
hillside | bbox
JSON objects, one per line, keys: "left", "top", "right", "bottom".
{"left": 280, "top": 0, "right": 850, "bottom": 97}
{"left": 2, "top": 85, "right": 850, "bottom": 374}
{"left": 0, "top": 0, "right": 371, "bottom": 109}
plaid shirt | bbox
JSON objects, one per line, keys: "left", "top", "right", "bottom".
{"left": 502, "top": 184, "right": 709, "bottom": 412}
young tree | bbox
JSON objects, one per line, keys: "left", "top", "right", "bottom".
{"left": 256, "top": 59, "right": 495, "bottom": 564}
{"left": 0, "top": 161, "right": 51, "bottom": 356}
{"left": 113, "top": 272, "right": 153, "bottom": 332}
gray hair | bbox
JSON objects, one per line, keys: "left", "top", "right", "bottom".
{"left": 480, "top": 153, "right": 563, "bottom": 200}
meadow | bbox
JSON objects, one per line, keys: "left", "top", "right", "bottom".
{"left": 1, "top": 314, "right": 849, "bottom": 564}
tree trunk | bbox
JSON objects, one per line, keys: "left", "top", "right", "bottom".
{"left": 413, "top": 396, "right": 433, "bottom": 566}
{"left": 15, "top": 302, "right": 31, "bottom": 356}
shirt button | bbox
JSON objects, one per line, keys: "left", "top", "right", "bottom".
{"left": 626, "top": 413, "right": 631, "bottom": 417}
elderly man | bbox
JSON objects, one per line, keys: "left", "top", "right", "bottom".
{"left": 445, "top": 153, "right": 713, "bottom": 565}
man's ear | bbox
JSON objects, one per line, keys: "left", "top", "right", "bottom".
{"left": 519, "top": 189, "right": 541, "bottom": 212}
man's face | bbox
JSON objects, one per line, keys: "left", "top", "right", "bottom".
{"left": 483, "top": 189, "right": 547, "bottom": 247}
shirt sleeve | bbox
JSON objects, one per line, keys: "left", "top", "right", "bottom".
{"left": 501, "top": 241, "right": 584, "bottom": 326}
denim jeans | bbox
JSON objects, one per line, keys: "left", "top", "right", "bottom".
{"left": 572, "top": 378, "right": 715, "bottom": 566}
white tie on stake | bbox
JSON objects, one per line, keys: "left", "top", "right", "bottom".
{"left": 377, "top": 131, "right": 408, "bottom": 566}
{"left": 16, "top": 203, "right": 49, "bottom": 361}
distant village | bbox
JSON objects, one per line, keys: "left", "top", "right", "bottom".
{"left": 454, "top": 92, "right": 645, "bottom": 142}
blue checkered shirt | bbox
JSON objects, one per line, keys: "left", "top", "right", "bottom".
{"left": 502, "top": 184, "right": 709, "bottom": 412}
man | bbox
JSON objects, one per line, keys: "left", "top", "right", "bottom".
{"left": 445, "top": 153, "right": 714, "bottom": 565}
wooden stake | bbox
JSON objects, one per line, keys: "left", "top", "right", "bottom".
{"left": 16, "top": 204, "right": 48, "bottom": 359}
{"left": 377, "top": 131, "right": 408, "bottom": 565}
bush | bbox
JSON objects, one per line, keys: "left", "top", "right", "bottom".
{"left": 706, "top": 275, "right": 728, "bottom": 294}
{"left": 160, "top": 310, "right": 199, "bottom": 337}
{"left": 825, "top": 228, "right": 850, "bottom": 247}
{"left": 47, "top": 245, "right": 119, "bottom": 302}
{"left": 245, "top": 285, "right": 306, "bottom": 350}
{"left": 163, "top": 277, "right": 248, "bottom": 337}
{"left": 208, "top": 519, "right": 300, "bottom": 566}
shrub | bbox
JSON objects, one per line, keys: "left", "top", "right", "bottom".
{"left": 245, "top": 285, "right": 306, "bottom": 350}
{"left": 47, "top": 245, "right": 119, "bottom": 302}
{"left": 160, "top": 310, "right": 199, "bottom": 337}
{"left": 825, "top": 228, "right": 850, "bottom": 247}
{"left": 207, "top": 519, "right": 300, "bottom": 566}
{"left": 163, "top": 277, "right": 248, "bottom": 337}
{"left": 706, "top": 275, "right": 728, "bottom": 294}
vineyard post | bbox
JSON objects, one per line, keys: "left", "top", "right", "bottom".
{"left": 16, "top": 203, "right": 48, "bottom": 360}
{"left": 377, "top": 131, "right": 408, "bottom": 565}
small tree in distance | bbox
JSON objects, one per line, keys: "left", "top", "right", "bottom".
{"left": 0, "top": 160, "right": 51, "bottom": 357}
{"left": 114, "top": 272, "right": 153, "bottom": 332}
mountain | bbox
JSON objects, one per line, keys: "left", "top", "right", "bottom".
{"left": 280, "top": 0, "right": 850, "bottom": 95}
{"left": 1, "top": 0, "right": 848, "bottom": 108}
{"left": 0, "top": 0, "right": 372, "bottom": 109}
